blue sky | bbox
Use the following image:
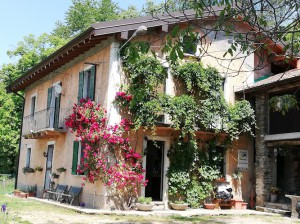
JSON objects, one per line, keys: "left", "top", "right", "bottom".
{"left": 0, "top": 0, "right": 160, "bottom": 67}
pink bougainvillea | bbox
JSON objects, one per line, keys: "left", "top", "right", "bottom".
{"left": 65, "top": 99, "right": 145, "bottom": 209}
{"left": 114, "top": 91, "right": 133, "bottom": 109}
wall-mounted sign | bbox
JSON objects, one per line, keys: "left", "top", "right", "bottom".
{"left": 238, "top": 150, "right": 248, "bottom": 171}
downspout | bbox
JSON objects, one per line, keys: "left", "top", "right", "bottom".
{"left": 7, "top": 87, "right": 25, "bottom": 189}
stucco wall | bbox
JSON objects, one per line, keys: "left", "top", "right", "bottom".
{"left": 18, "top": 38, "right": 114, "bottom": 209}
{"left": 18, "top": 22, "right": 257, "bottom": 208}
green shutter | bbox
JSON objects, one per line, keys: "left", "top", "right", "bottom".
{"left": 54, "top": 85, "right": 61, "bottom": 128}
{"left": 89, "top": 65, "right": 96, "bottom": 100}
{"left": 72, "top": 141, "right": 79, "bottom": 175}
{"left": 47, "top": 87, "right": 53, "bottom": 109}
{"left": 78, "top": 71, "right": 84, "bottom": 101}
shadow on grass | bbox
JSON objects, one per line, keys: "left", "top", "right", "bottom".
{"left": 170, "top": 214, "right": 227, "bottom": 223}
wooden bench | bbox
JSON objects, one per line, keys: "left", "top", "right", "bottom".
{"left": 45, "top": 184, "right": 68, "bottom": 201}
{"left": 60, "top": 186, "right": 82, "bottom": 205}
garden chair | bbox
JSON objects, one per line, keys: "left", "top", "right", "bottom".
{"left": 60, "top": 186, "right": 82, "bottom": 205}
{"left": 46, "top": 184, "right": 68, "bottom": 201}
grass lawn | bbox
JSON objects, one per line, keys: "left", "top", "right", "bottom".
{"left": 0, "top": 177, "right": 14, "bottom": 195}
{"left": 0, "top": 179, "right": 299, "bottom": 224}
{"left": 0, "top": 195, "right": 300, "bottom": 224}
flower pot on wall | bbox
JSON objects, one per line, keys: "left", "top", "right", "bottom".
{"left": 241, "top": 202, "right": 248, "bottom": 209}
{"left": 234, "top": 200, "right": 243, "bottom": 209}
{"left": 204, "top": 203, "right": 215, "bottom": 209}
{"left": 170, "top": 203, "right": 189, "bottom": 211}
{"left": 136, "top": 203, "right": 154, "bottom": 211}
{"left": 270, "top": 194, "right": 277, "bottom": 203}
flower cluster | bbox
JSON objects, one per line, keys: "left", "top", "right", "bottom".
{"left": 269, "top": 186, "right": 280, "bottom": 194}
{"left": 65, "top": 99, "right": 146, "bottom": 208}
{"left": 114, "top": 91, "right": 133, "bottom": 109}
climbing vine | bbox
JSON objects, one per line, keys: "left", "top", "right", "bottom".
{"left": 269, "top": 94, "right": 299, "bottom": 115}
{"left": 65, "top": 99, "right": 146, "bottom": 210}
{"left": 116, "top": 56, "right": 255, "bottom": 140}
{"left": 114, "top": 52, "right": 256, "bottom": 208}
{"left": 167, "top": 139, "right": 224, "bottom": 208}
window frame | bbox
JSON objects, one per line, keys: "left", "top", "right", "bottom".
{"left": 25, "top": 146, "right": 32, "bottom": 168}
{"left": 30, "top": 94, "right": 37, "bottom": 116}
{"left": 78, "top": 65, "right": 96, "bottom": 101}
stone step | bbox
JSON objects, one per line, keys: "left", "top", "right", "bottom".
{"left": 152, "top": 201, "right": 165, "bottom": 210}
{"left": 256, "top": 206, "right": 291, "bottom": 216}
{"left": 264, "top": 202, "right": 290, "bottom": 210}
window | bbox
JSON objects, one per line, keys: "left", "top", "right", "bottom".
{"left": 25, "top": 147, "right": 31, "bottom": 168}
{"left": 30, "top": 95, "right": 36, "bottom": 116}
{"left": 156, "top": 81, "right": 166, "bottom": 123}
{"left": 72, "top": 141, "right": 85, "bottom": 175}
{"left": 78, "top": 65, "right": 96, "bottom": 101}
{"left": 182, "top": 34, "right": 198, "bottom": 55}
{"left": 209, "top": 146, "right": 225, "bottom": 176}
{"left": 47, "top": 83, "right": 61, "bottom": 128}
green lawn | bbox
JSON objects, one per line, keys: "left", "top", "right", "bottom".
{"left": 0, "top": 176, "right": 14, "bottom": 195}
{"left": 0, "top": 192, "right": 300, "bottom": 224}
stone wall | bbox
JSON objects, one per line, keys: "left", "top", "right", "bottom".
{"left": 255, "top": 93, "right": 273, "bottom": 205}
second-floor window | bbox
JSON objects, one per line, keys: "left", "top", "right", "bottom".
{"left": 182, "top": 34, "right": 198, "bottom": 55}
{"left": 78, "top": 65, "right": 96, "bottom": 101}
{"left": 25, "top": 147, "right": 31, "bottom": 168}
{"left": 30, "top": 95, "right": 36, "bottom": 116}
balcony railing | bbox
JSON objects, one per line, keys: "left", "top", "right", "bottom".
{"left": 22, "top": 108, "right": 71, "bottom": 136}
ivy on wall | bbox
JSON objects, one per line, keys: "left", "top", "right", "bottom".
{"left": 269, "top": 94, "right": 299, "bottom": 115}
{"left": 167, "top": 139, "right": 224, "bottom": 207}
{"left": 114, "top": 53, "right": 256, "bottom": 206}
{"left": 116, "top": 55, "right": 255, "bottom": 140}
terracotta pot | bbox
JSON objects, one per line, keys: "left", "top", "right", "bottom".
{"left": 170, "top": 203, "right": 189, "bottom": 211}
{"left": 234, "top": 200, "right": 243, "bottom": 209}
{"left": 26, "top": 192, "right": 36, "bottom": 197}
{"left": 241, "top": 202, "right": 248, "bottom": 209}
{"left": 204, "top": 203, "right": 215, "bottom": 209}
{"left": 14, "top": 191, "right": 21, "bottom": 197}
{"left": 20, "top": 192, "right": 27, "bottom": 198}
{"left": 136, "top": 203, "right": 154, "bottom": 211}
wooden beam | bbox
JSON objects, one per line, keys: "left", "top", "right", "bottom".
{"left": 267, "top": 140, "right": 300, "bottom": 147}
{"left": 121, "top": 31, "right": 129, "bottom": 40}
{"left": 162, "top": 24, "right": 169, "bottom": 32}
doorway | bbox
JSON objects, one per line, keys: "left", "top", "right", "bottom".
{"left": 44, "top": 144, "right": 54, "bottom": 190}
{"left": 145, "top": 140, "right": 164, "bottom": 201}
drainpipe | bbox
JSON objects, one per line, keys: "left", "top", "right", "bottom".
{"left": 7, "top": 87, "right": 25, "bottom": 189}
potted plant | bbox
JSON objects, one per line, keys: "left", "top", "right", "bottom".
{"left": 203, "top": 199, "right": 215, "bottom": 210}
{"left": 269, "top": 186, "right": 280, "bottom": 203}
{"left": 51, "top": 172, "right": 59, "bottom": 179}
{"left": 26, "top": 185, "right": 37, "bottom": 197}
{"left": 135, "top": 197, "right": 153, "bottom": 211}
{"left": 22, "top": 167, "right": 35, "bottom": 174}
{"left": 232, "top": 170, "right": 244, "bottom": 209}
{"left": 170, "top": 200, "right": 189, "bottom": 210}
{"left": 34, "top": 166, "right": 43, "bottom": 172}
{"left": 56, "top": 167, "right": 66, "bottom": 173}
{"left": 13, "top": 189, "right": 21, "bottom": 197}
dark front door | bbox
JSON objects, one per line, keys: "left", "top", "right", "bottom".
{"left": 44, "top": 144, "right": 54, "bottom": 190}
{"left": 145, "top": 140, "right": 164, "bottom": 201}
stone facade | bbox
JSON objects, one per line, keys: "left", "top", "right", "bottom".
{"left": 255, "top": 93, "right": 273, "bottom": 205}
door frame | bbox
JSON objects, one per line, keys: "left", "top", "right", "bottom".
{"left": 141, "top": 135, "right": 170, "bottom": 207}
{"left": 44, "top": 141, "right": 55, "bottom": 190}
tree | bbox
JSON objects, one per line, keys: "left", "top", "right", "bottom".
{"left": 52, "top": 0, "right": 141, "bottom": 38}
{"left": 0, "top": 82, "right": 22, "bottom": 174}
{"left": 147, "top": 0, "right": 300, "bottom": 68}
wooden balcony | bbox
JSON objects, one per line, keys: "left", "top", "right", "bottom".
{"left": 22, "top": 108, "right": 71, "bottom": 139}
